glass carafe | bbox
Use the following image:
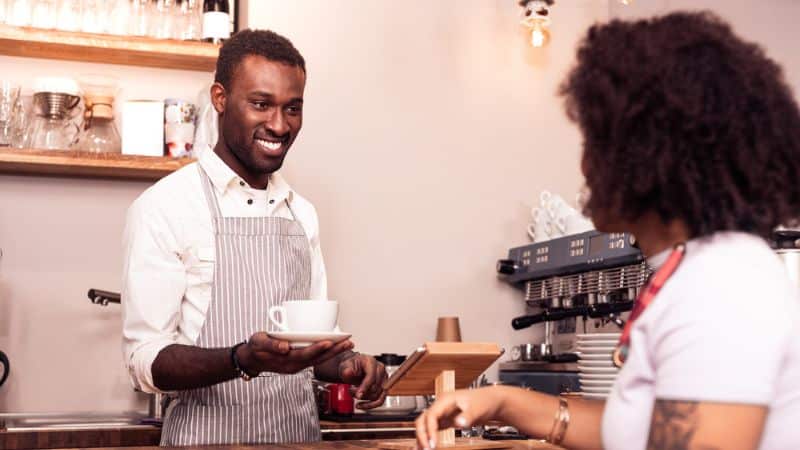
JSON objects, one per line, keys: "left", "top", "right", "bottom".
{"left": 28, "top": 116, "right": 80, "bottom": 149}
{"left": 76, "top": 75, "right": 121, "bottom": 153}
{"left": 76, "top": 117, "right": 120, "bottom": 153}
{"left": 27, "top": 92, "right": 81, "bottom": 150}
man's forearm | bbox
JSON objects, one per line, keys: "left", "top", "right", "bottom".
{"left": 313, "top": 350, "right": 357, "bottom": 383}
{"left": 152, "top": 344, "right": 238, "bottom": 391}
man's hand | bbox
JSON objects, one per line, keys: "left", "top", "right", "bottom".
{"left": 237, "top": 332, "right": 354, "bottom": 375}
{"left": 338, "top": 353, "right": 388, "bottom": 410}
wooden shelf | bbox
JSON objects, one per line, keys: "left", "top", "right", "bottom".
{"left": 0, "top": 148, "right": 195, "bottom": 181}
{"left": 0, "top": 24, "right": 218, "bottom": 71}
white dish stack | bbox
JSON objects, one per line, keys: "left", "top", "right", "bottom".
{"left": 576, "top": 333, "right": 621, "bottom": 399}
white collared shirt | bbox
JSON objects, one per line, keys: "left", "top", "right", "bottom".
{"left": 122, "top": 147, "right": 327, "bottom": 394}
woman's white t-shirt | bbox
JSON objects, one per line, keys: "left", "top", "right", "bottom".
{"left": 602, "top": 232, "right": 800, "bottom": 450}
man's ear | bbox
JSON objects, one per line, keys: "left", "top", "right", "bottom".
{"left": 210, "top": 82, "right": 226, "bottom": 114}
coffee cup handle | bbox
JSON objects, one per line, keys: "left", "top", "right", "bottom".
{"left": 555, "top": 216, "right": 567, "bottom": 234}
{"left": 268, "top": 306, "right": 288, "bottom": 331}
{"left": 540, "top": 190, "right": 552, "bottom": 208}
{"left": 527, "top": 223, "right": 537, "bottom": 241}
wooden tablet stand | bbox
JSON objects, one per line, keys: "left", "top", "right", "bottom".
{"left": 378, "top": 342, "right": 505, "bottom": 450}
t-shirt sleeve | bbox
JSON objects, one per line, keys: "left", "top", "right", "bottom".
{"left": 652, "top": 272, "right": 794, "bottom": 405}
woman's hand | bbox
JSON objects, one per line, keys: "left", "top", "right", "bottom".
{"left": 414, "top": 386, "right": 507, "bottom": 449}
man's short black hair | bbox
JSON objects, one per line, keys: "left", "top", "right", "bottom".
{"left": 214, "top": 28, "right": 306, "bottom": 90}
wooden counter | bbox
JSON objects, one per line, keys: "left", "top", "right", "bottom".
{"left": 45, "top": 439, "right": 562, "bottom": 450}
{"left": 0, "top": 420, "right": 417, "bottom": 449}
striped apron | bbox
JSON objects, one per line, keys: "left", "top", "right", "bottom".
{"left": 159, "top": 165, "right": 320, "bottom": 445}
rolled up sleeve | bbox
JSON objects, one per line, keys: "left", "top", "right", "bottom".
{"left": 122, "top": 194, "right": 186, "bottom": 394}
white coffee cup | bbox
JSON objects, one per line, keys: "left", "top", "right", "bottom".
{"left": 539, "top": 190, "right": 552, "bottom": 209}
{"left": 564, "top": 214, "right": 595, "bottom": 235}
{"left": 268, "top": 300, "right": 338, "bottom": 332}
{"left": 546, "top": 194, "right": 574, "bottom": 221}
{"left": 528, "top": 207, "right": 551, "bottom": 242}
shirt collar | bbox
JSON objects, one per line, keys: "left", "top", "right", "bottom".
{"left": 197, "top": 145, "right": 294, "bottom": 203}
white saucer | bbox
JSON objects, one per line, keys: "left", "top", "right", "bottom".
{"left": 581, "top": 386, "right": 612, "bottom": 394}
{"left": 579, "top": 379, "right": 614, "bottom": 387}
{"left": 267, "top": 331, "right": 352, "bottom": 348}
{"left": 579, "top": 374, "right": 618, "bottom": 381}
{"left": 576, "top": 360, "right": 615, "bottom": 368}
{"left": 576, "top": 333, "right": 621, "bottom": 340}
{"left": 576, "top": 346, "right": 616, "bottom": 353}
{"left": 575, "top": 340, "right": 619, "bottom": 347}
{"left": 578, "top": 353, "right": 614, "bottom": 361}
{"left": 582, "top": 392, "right": 609, "bottom": 400}
{"left": 578, "top": 366, "right": 619, "bottom": 374}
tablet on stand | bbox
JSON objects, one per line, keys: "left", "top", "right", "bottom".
{"left": 377, "top": 342, "right": 506, "bottom": 450}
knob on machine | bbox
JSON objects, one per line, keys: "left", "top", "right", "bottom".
{"left": 496, "top": 259, "right": 519, "bottom": 275}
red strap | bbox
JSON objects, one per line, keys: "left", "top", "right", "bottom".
{"left": 614, "top": 243, "right": 685, "bottom": 365}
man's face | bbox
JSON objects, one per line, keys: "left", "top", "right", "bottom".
{"left": 213, "top": 55, "right": 306, "bottom": 178}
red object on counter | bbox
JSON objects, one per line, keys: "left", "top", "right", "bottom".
{"left": 328, "top": 383, "right": 354, "bottom": 415}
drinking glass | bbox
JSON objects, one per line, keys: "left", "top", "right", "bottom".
{"left": 106, "top": 0, "right": 129, "bottom": 35}
{"left": 177, "top": 0, "right": 200, "bottom": 40}
{"left": 81, "top": 0, "right": 106, "bottom": 33}
{"left": 10, "top": 92, "right": 30, "bottom": 148}
{"left": 0, "top": 0, "right": 9, "bottom": 24}
{"left": 149, "top": 0, "right": 175, "bottom": 39}
{"left": 129, "top": 0, "right": 150, "bottom": 36}
{"left": 7, "top": 0, "right": 32, "bottom": 26}
{"left": 0, "top": 82, "right": 21, "bottom": 147}
{"left": 56, "top": 0, "right": 81, "bottom": 31}
{"left": 30, "top": 0, "right": 56, "bottom": 28}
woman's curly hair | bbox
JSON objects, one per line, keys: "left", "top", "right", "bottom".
{"left": 560, "top": 11, "right": 800, "bottom": 238}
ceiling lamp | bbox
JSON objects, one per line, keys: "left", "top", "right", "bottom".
{"left": 519, "top": 0, "right": 554, "bottom": 48}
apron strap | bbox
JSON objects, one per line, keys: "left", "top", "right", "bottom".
{"left": 284, "top": 198, "right": 298, "bottom": 222}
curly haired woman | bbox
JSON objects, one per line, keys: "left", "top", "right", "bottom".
{"left": 416, "top": 11, "right": 800, "bottom": 450}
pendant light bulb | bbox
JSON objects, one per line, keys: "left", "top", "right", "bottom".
{"left": 619, "top": 0, "right": 633, "bottom": 4}
{"left": 520, "top": 0, "right": 552, "bottom": 48}
{"left": 530, "top": 22, "right": 550, "bottom": 47}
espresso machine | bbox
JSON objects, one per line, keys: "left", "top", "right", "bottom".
{"left": 496, "top": 230, "right": 650, "bottom": 394}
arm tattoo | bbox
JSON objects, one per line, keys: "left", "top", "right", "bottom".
{"left": 647, "top": 399, "right": 718, "bottom": 450}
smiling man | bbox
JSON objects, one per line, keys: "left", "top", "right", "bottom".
{"left": 122, "top": 29, "right": 387, "bottom": 446}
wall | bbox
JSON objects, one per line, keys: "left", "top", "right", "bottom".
{"left": 243, "top": 0, "right": 607, "bottom": 362}
{"left": 611, "top": 0, "right": 800, "bottom": 90}
{"left": 244, "top": 0, "right": 800, "bottom": 373}
{"left": 0, "top": 58, "right": 210, "bottom": 412}
{"left": 1, "top": 0, "right": 798, "bottom": 413}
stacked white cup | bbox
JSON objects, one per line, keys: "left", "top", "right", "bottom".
{"left": 527, "top": 190, "right": 595, "bottom": 242}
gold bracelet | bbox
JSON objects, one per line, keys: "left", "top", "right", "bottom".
{"left": 546, "top": 397, "right": 570, "bottom": 445}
